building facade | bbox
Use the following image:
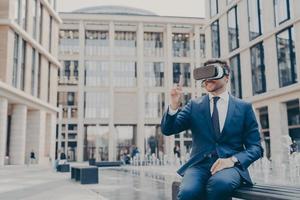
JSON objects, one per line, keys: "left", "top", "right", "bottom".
{"left": 205, "top": 0, "right": 300, "bottom": 162}
{"left": 57, "top": 6, "right": 206, "bottom": 162}
{"left": 0, "top": 0, "right": 61, "bottom": 166}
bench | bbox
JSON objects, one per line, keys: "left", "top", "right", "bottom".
{"left": 90, "top": 161, "right": 123, "bottom": 167}
{"left": 56, "top": 164, "right": 70, "bottom": 172}
{"left": 71, "top": 166, "right": 98, "bottom": 184}
{"left": 172, "top": 181, "right": 300, "bottom": 200}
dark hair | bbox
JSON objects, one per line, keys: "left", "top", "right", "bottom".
{"left": 203, "top": 59, "right": 230, "bottom": 74}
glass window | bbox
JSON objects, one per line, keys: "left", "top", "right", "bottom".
{"left": 276, "top": 27, "right": 297, "bottom": 87}
{"left": 47, "top": 62, "right": 51, "bottom": 102}
{"left": 172, "top": 33, "right": 190, "bottom": 57}
{"left": 59, "top": 30, "right": 80, "bottom": 55}
{"left": 247, "top": 0, "right": 263, "bottom": 40}
{"left": 211, "top": 20, "right": 220, "bottom": 58}
{"left": 228, "top": 6, "right": 239, "bottom": 51}
{"left": 84, "top": 125, "right": 109, "bottom": 161}
{"left": 59, "top": 60, "right": 79, "bottom": 85}
{"left": 173, "top": 63, "right": 191, "bottom": 87}
{"left": 114, "top": 31, "right": 136, "bottom": 56}
{"left": 85, "top": 61, "right": 109, "bottom": 86}
{"left": 145, "top": 125, "right": 165, "bottom": 158}
{"left": 257, "top": 107, "right": 271, "bottom": 159}
{"left": 32, "top": 0, "right": 37, "bottom": 39}
{"left": 144, "top": 32, "right": 164, "bottom": 57}
{"left": 84, "top": 92, "right": 109, "bottom": 118}
{"left": 200, "top": 34, "right": 205, "bottom": 58}
{"left": 116, "top": 125, "right": 136, "bottom": 160}
{"left": 145, "top": 92, "right": 165, "bottom": 118}
{"left": 210, "top": 0, "right": 219, "bottom": 17}
{"left": 14, "top": 0, "right": 21, "bottom": 24}
{"left": 39, "top": 3, "right": 43, "bottom": 44}
{"left": 144, "top": 62, "right": 164, "bottom": 87}
{"left": 20, "top": 39, "right": 26, "bottom": 91}
{"left": 113, "top": 61, "right": 137, "bottom": 87}
{"left": 85, "top": 30, "right": 109, "bottom": 56}
{"left": 229, "top": 54, "right": 242, "bottom": 98}
{"left": 250, "top": 42, "right": 266, "bottom": 95}
{"left": 274, "top": 0, "right": 291, "bottom": 26}
{"left": 12, "top": 33, "right": 19, "bottom": 88}
{"left": 31, "top": 49, "right": 37, "bottom": 96}
{"left": 37, "top": 54, "right": 41, "bottom": 98}
{"left": 49, "top": 16, "right": 52, "bottom": 52}
{"left": 21, "top": 0, "right": 27, "bottom": 29}
{"left": 286, "top": 99, "right": 300, "bottom": 152}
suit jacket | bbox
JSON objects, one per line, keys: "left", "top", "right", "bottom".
{"left": 161, "top": 94, "right": 263, "bottom": 184}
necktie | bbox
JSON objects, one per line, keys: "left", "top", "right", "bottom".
{"left": 212, "top": 96, "right": 220, "bottom": 138}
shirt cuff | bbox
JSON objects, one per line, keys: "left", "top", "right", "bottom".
{"left": 168, "top": 105, "right": 178, "bottom": 116}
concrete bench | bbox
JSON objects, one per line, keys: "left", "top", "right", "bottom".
{"left": 90, "top": 161, "right": 123, "bottom": 167}
{"left": 56, "top": 164, "right": 70, "bottom": 172}
{"left": 71, "top": 166, "right": 98, "bottom": 184}
{"left": 172, "top": 181, "right": 300, "bottom": 200}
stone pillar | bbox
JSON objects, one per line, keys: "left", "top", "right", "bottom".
{"left": 26, "top": 110, "right": 46, "bottom": 164}
{"left": 9, "top": 104, "right": 27, "bottom": 165}
{"left": 48, "top": 113, "right": 57, "bottom": 166}
{"left": 0, "top": 98, "right": 8, "bottom": 166}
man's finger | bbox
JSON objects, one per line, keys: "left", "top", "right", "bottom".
{"left": 210, "top": 159, "right": 220, "bottom": 173}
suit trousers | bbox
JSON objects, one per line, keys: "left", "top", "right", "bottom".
{"left": 178, "top": 156, "right": 242, "bottom": 200}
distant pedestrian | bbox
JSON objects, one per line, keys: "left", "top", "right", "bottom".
{"left": 30, "top": 150, "right": 36, "bottom": 164}
{"left": 290, "top": 140, "right": 298, "bottom": 154}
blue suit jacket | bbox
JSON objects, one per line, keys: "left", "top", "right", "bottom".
{"left": 161, "top": 94, "right": 263, "bottom": 184}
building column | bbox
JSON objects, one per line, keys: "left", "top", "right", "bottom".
{"left": 268, "top": 101, "right": 290, "bottom": 163}
{"left": 46, "top": 113, "right": 56, "bottom": 166}
{"left": 9, "top": 104, "right": 27, "bottom": 165}
{"left": 26, "top": 110, "right": 46, "bottom": 164}
{"left": 0, "top": 98, "right": 8, "bottom": 166}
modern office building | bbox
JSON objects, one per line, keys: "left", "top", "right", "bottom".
{"left": 0, "top": 0, "right": 61, "bottom": 166}
{"left": 57, "top": 6, "right": 206, "bottom": 162}
{"left": 205, "top": 0, "right": 300, "bottom": 162}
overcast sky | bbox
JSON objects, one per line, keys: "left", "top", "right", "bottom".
{"left": 58, "top": 0, "right": 206, "bottom": 18}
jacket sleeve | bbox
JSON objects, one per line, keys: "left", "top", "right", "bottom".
{"left": 234, "top": 104, "right": 264, "bottom": 170}
{"left": 160, "top": 100, "right": 192, "bottom": 136}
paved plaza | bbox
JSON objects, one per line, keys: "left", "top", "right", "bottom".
{"left": 0, "top": 164, "right": 180, "bottom": 200}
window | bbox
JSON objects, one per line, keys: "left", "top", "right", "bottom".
{"left": 14, "top": 0, "right": 21, "bottom": 24}
{"left": 31, "top": 49, "right": 37, "bottom": 96}
{"left": 211, "top": 20, "right": 220, "bottom": 58}
{"left": 85, "top": 61, "right": 109, "bottom": 86}
{"left": 32, "top": 0, "right": 38, "bottom": 39}
{"left": 172, "top": 33, "right": 190, "bottom": 57}
{"left": 276, "top": 27, "right": 297, "bottom": 87}
{"left": 59, "top": 30, "right": 80, "bottom": 55}
{"left": 200, "top": 34, "right": 205, "bottom": 58}
{"left": 145, "top": 93, "right": 165, "bottom": 118}
{"left": 84, "top": 92, "right": 109, "bottom": 118}
{"left": 286, "top": 99, "right": 300, "bottom": 152}
{"left": 173, "top": 63, "right": 191, "bottom": 87}
{"left": 21, "top": 0, "right": 27, "bottom": 29}
{"left": 228, "top": 6, "right": 239, "bottom": 51}
{"left": 37, "top": 54, "right": 42, "bottom": 98}
{"left": 39, "top": 3, "right": 43, "bottom": 44}
{"left": 274, "top": 0, "right": 291, "bottom": 26}
{"left": 113, "top": 61, "right": 137, "bottom": 87}
{"left": 47, "top": 62, "right": 51, "bottom": 103}
{"left": 247, "top": 0, "right": 263, "bottom": 40}
{"left": 58, "top": 92, "right": 78, "bottom": 106}
{"left": 210, "top": 0, "right": 219, "bottom": 17}
{"left": 115, "top": 125, "right": 136, "bottom": 160}
{"left": 85, "top": 30, "right": 109, "bottom": 56}
{"left": 229, "top": 54, "right": 242, "bottom": 98}
{"left": 257, "top": 107, "right": 271, "bottom": 159}
{"left": 144, "top": 32, "right": 164, "bottom": 57}
{"left": 144, "top": 125, "right": 165, "bottom": 157}
{"left": 49, "top": 16, "right": 52, "bottom": 52}
{"left": 12, "top": 34, "right": 19, "bottom": 88}
{"left": 59, "top": 60, "right": 79, "bottom": 85}
{"left": 250, "top": 42, "right": 266, "bottom": 95}
{"left": 144, "top": 62, "right": 164, "bottom": 87}
{"left": 20, "top": 40, "right": 26, "bottom": 91}
{"left": 114, "top": 31, "right": 136, "bottom": 56}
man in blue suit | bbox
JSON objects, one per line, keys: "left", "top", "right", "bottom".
{"left": 161, "top": 59, "right": 263, "bottom": 200}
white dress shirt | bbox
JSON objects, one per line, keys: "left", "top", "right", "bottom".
{"left": 168, "top": 90, "right": 229, "bottom": 132}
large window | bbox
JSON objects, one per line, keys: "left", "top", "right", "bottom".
{"left": 39, "top": 3, "right": 43, "bottom": 44}
{"left": 113, "top": 61, "right": 137, "bottom": 87}
{"left": 274, "top": 0, "right": 291, "bottom": 26}
{"left": 250, "top": 42, "right": 266, "bottom": 95}
{"left": 145, "top": 93, "right": 165, "bottom": 118}
{"left": 21, "top": 0, "right": 27, "bottom": 29}
{"left": 58, "top": 60, "right": 79, "bottom": 85}
{"left": 114, "top": 31, "right": 136, "bottom": 56}
{"left": 276, "top": 27, "right": 297, "bottom": 87}
{"left": 211, "top": 20, "right": 220, "bottom": 58}
{"left": 85, "top": 61, "right": 109, "bottom": 86}
{"left": 31, "top": 49, "right": 37, "bottom": 96}
{"left": 12, "top": 33, "right": 19, "bottom": 88}
{"left": 200, "top": 34, "right": 205, "bottom": 58}
{"left": 286, "top": 99, "right": 300, "bottom": 152}
{"left": 14, "top": 0, "right": 21, "bottom": 24}
{"left": 49, "top": 16, "right": 52, "bottom": 52}
{"left": 59, "top": 30, "right": 80, "bottom": 55}
{"left": 257, "top": 107, "right": 271, "bottom": 159}
{"left": 116, "top": 125, "right": 137, "bottom": 160}
{"left": 58, "top": 92, "right": 78, "bottom": 106}
{"left": 84, "top": 92, "right": 109, "bottom": 118}
{"left": 229, "top": 54, "right": 242, "bottom": 98}
{"left": 228, "top": 6, "right": 239, "bottom": 51}
{"left": 173, "top": 63, "right": 191, "bottom": 87}
{"left": 20, "top": 40, "right": 26, "bottom": 91}
{"left": 172, "top": 33, "right": 190, "bottom": 57}
{"left": 247, "top": 0, "right": 263, "bottom": 40}
{"left": 85, "top": 30, "right": 109, "bottom": 56}
{"left": 144, "top": 32, "right": 164, "bottom": 57}
{"left": 210, "top": 0, "right": 219, "bottom": 17}
{"left": 144, "top": 125, "right": 165, "bottom": 159}
{"left": 144, "top": 62, "right": 164, "bottom": 87}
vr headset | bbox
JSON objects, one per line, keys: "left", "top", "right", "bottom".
{"left": 193, "top": 63, "right": 229, "bottom": 81}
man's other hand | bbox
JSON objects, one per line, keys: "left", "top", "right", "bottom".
{"left": 210, "top": 158, "right": 234, "bottom": 175}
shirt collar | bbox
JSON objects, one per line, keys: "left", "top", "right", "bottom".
{"left": 208, "top": 90, "right": 229, "bottom": 102}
